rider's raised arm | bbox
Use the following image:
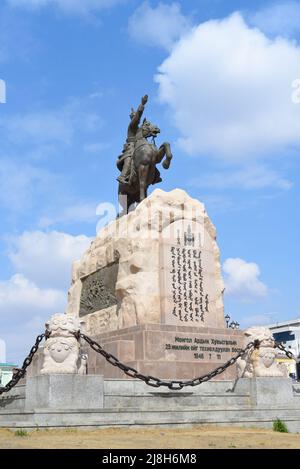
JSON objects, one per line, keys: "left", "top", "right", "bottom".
{"left": 130, "top": 95, "right": 148, "bottom": 131}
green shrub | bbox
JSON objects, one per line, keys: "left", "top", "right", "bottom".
{"left": 14, "top": 429, "right": 28, "bottom": 437}
{"left": 273, "top": 419, "right": 289, "bottom": 433}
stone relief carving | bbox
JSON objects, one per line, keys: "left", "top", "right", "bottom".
{"left": 79, "top": 262, "right": 119, "bottom": 317}
{"left": 85, "top": 307, "right": 119, "bottom": 335}
{"left": 41, "top": 313, "right": 87, "bottom": 375}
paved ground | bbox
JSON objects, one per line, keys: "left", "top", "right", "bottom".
{"left": 0, "top": 425, "right": 300, "bottom": 449}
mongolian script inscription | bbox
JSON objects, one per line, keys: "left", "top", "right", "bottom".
{"left": 79, "top": 262, "right": 119, "bottom": 317}
{"left": 170, "top": 246, "right": 209, "bottom": 323}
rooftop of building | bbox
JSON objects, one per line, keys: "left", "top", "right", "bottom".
{"left": 266, "top": 318, "right": 300, "bottom": 330}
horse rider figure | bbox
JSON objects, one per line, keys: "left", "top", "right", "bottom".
{"left": 116, "top": 94, "right": 148, "bottom": 185}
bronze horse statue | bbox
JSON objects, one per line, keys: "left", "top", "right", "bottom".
{"left": 118, "top": 114, "right": 173, "bottom": 215}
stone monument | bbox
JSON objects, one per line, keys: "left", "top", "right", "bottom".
{"left": 67, "top": 188, "right": 244, "bottom": 380}
{"left": 2, "top": 95, "right": 295, "bottom": 431}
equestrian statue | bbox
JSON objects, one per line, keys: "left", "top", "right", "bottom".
{"left": 117, "top": 94, "right": 173, "bottom": 214}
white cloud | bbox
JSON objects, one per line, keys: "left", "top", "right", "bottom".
{"left": 7, "top": 0, "right": 124, "bottom": 16}
{"left": 0, "top": 275, "right": 66, "bottom": 364}
{"left": 128, "top": 1, "right": 191, "bottom": 51}
{"left": 7, "top": 231, "right": 92, "bottom": 290}
{"left": 1, "top": 230, "right": 92, "bottom": 364}
{"left": 223, "top": 257, "right": 268, "bottom": 302}
{"left": 155, "top": 12, "right": 300, "bottom": 161}
{"left": 190, "top": 165, "right": 293, "bottom": 191}
{"left": 249, "top": 1, "right": 300, "bottom": 38}
{"left": 0, "top": 274, "right": 66, "bottom": 318}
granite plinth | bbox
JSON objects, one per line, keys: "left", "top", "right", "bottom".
{"left": 25, "top": 374, "right": 104, "bottom": 410}
{"left": 84, "top": 324, "right": 244, "bottom": 380}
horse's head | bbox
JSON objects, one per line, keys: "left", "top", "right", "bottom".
{"left": 142, "top": 118, "right": 160, "bottom": 138}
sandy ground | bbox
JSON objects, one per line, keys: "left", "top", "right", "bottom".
{"left": 0, "top": 425, "right": 300, "bottom": 449}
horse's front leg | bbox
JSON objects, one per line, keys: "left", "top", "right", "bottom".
{"left": 138, "top": 164, "right": 148, "bottom": 202}
{"left": 158, "top": 142, "right": 173, "bottom": 169}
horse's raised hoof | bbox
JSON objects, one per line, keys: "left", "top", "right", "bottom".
{"left": 162, "top": 159, "right": 170, "bottom": 169}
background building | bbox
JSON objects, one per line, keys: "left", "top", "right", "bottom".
{"left": 267, "top": 318, "right": 300, "bottom": 379}
{"left": 0, "top": 363, "right": 17, "bottom": 387}
{"left": 0, "top": 339, "right": 17, "bottom": 386}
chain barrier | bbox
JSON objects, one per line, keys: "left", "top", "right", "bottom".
{"left": 0, "top": 332, "right": 49, "bottom": 395}
{"left": 80, "top": 333, "right": 260, "bottom": 390}
{"left": 3, "top": 332, "right": 294, "bottom": 395}
{"left": 275, "top": 342, "right": 295, "bottom": 360}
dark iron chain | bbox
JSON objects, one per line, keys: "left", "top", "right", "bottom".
{"left": 275, "top": 342, "right": 295, "bottom": 360}
{"left": 0, "top": 332, "right": 48, "bottom": 395}
{"left": 80, "top": 332, "right": 257, "bottom": 390}
{"left": 0, "top": 328, "right": 268, "bottom": 395}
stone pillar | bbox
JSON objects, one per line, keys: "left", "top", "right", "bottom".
{"left": 234, "top": 376, "right": 294, "bottom": 406}
{"left": 250, "top": 377, "right": 294, "bottom": 407}
{"left": 25, "top": 375, "right": 104, "bottom": 410}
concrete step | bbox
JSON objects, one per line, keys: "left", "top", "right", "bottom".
{"left": 0, "top": 410, "right": 34, "bottom": 423}
{"left": 104, "top": 393, "right": 251, "bottom": 409}
{"left": 2, "top": 405, "right": 300, "bottom": 432}
{"left": 0, "top": 384, "right": 26, "bottom": 411}
{"left": 103, "top": 379, "right": 239, "bottom": 395}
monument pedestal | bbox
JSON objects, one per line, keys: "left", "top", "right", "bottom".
{"left": 235, "top": 377, "right": 294, "bottom": 407}
{"left": 67, "top": 189, "right": 243, "bottom": 381}
{"left": 84, "top": 324, "right": 243, "bottom": 380}
{"left": 25, "top": 375, "right": 104, "bottom": 410}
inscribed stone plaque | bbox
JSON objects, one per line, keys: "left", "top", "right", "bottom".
{"left": 79, "top": 262, "right": 119, "bottom": 317}
{"left": 160, "top": 220, "right": 222, "bottom": 327}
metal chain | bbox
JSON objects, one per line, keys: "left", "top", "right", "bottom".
{"left": 275, "top": 342, "right": 295, "bottom": 360}
{"left": 0, "top": 332, "right": 48, "bottom": 395}
{"left": 0, "top": 328, "right": 267, "bottom": 395}
{"left": 80, "top": 332, "right": 258, "bottom": 390}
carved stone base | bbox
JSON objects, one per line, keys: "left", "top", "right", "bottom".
{"left": 84, "top": 324, "right": 244, "bottom": 381}
{"left": 25, "top": 374, "right": 104, "bottom": 410}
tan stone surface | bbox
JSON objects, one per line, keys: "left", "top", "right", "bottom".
{"left": 67, "top": 189, "right": 226, "bottom": 332}
{"left": 84, "top": 324, "right": 244, "bottom": 380}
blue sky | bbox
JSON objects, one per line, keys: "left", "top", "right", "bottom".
{"left": 0, "top": 0, "right": 300, "bottom": 364}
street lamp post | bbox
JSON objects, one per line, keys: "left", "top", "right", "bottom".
{"left": 225, "top": 315, "right": 240, "bottom": 330}
{"left": 225, "top": 314, "right": 230, "bottom": 328}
